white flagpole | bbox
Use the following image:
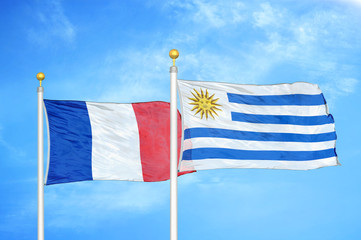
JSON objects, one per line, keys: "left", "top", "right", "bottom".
{"left": 37, "top": 72, "right": 45, "bottom": 240}
{"left": 169, "top": 49, "right": 179, "bottom": 240}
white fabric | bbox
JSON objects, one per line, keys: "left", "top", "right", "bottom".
{"left": 226, "top": 103, "right": 327, "bottom": 116}
{"left": 178, "top": 79, "right": 338, "bottom": 171}
{"left": 184, "top": 121, "right": 335, "bottom": 135}
{"left": 179, "top": 80, "right": 322, "bottom": 96}
{"left": 180, "top": 158, "right": 339, "bottom": 171}
{"left": 184, "top": 138, "right": 336, "bottom": 152}
{"left": 86, "top": 102, "right": 143, "bottom": 181}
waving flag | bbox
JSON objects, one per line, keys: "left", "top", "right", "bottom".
{"left": 44, "top": 100, "right": 190, "bottom": 185}
{"left": 178, "top": 79, "right": 339, "bottom": 171}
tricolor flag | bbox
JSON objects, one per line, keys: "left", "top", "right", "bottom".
{"left": 44, "top": 100, "right": 191, "bottom": 185}
{"left": 178, "top": 79, "right": 339, "bottom": 171}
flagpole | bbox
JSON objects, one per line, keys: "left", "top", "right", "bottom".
{"left": 169, "top": 49, "right": 179, "bottom": 240}
{"left": 37, "top": 72, "right": 45, "bottom": 240}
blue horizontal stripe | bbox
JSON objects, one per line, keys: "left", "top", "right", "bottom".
{"left": 227, "top": 93, "right": 326, "bottom": 106}
{"left": 44, "top": 100, "right": 93, "bottom": 185}
{"left": 183, "top": 148, "right": 337, "bottom": 161}
{"left": 184, "top": 128, "right": 337, "bottom": 142}
{"left": 231, "top": 112, "right": 334, "bottom": 126}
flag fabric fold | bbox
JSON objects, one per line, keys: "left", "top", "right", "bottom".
{"left": 177, "top": 79, "right": 339, "bottom": 171}
{"left": 44, "top": 100, "right": 189, "bottom": 185}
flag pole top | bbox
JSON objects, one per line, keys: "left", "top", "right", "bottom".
{"left": 36, "top": 72, "right": 45, "bottom": 87}
{"left": 169, "top": 49, "right": 179, "bottom": 66}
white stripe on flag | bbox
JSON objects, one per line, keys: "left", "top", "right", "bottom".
{"left": 180, "top": 157, "right": 338, "bottom": 171}
{"left": 227, "top": 103, "right": 328, "bottom": 116}
{"left": 184, "top": 138, "right": 336, "bottom": 151}
{"left": 86, "top": 102, "right": 143, "bottom": 181}
{"left": 179, "top": 80, "right": 322, "bottom": 95}
{"left": 184, "top": 122, "right": 335, "bottom": 135}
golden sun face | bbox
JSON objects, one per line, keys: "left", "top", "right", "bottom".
{"left": 188, "top": 88, "right": 222, "bottom": 119}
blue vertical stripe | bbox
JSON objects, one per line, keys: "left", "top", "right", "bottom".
{"left": 44, "top": 100, "right": 93, "bottom": 185}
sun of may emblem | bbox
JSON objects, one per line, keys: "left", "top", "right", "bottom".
{"left": 188, "top": 88, "right": 222, "bottom": 119}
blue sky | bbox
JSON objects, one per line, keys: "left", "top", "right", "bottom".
{"left": 1, "top": 0, "right": 361, "bottom": 239}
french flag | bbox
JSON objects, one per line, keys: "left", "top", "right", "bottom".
{"left": 44, "top": 100, "right": 190, "bottom": 185}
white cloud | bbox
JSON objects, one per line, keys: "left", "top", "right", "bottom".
{"left": 253, "top": 2, "right": 283, "bottom": 27}
{"left": 170, "top": 1, "right": 360, "bottom": 99}
{"left": 333, "top": 0, "right": 361, "bottom": 7}
{"left": 93, "top": 47, "right": 171, "bottom": 103}
{"left": 49, "top": 1, "right": 360, "bottom": 107}
{"left": 192, "top": 0, "right": 245, "bottom": 27}
{"left": 338, "top": 78, "right": 358, "bottom": 93}
{"left": 27, "top": 0, "right": 75, "bottom": 45}
{"left": 178, "top": 50, "right": 264, "bottom": 85}
{"left": 164, "top": 0, "right": 246, "bottom": 28}
{"left": 320, "top": 78, "right": 359, "bottom": 105}
{"left": 245, "top": 3, "right": 361, "bottom": 96}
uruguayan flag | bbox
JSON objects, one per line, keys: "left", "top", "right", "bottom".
{"left": 177, "top": 79, "right": 339, "bottom": 171}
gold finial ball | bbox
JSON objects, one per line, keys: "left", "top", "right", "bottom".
{"left": 36, "top": 72, "right": 45, "bottom": 81}
{"left": 169, "top": 49, "right": 179, "bottom": 60}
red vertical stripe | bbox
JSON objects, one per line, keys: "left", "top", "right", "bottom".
{"left": 132, "top": 102, "right": 193, "bottom": 182}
